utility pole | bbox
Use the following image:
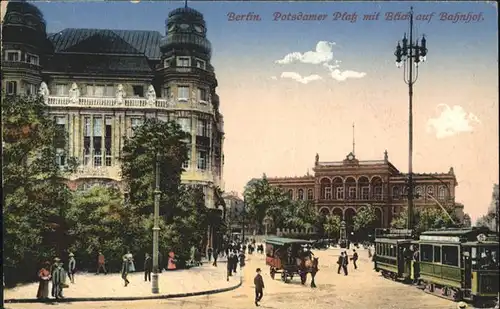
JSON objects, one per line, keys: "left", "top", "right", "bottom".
{"left": 241, "top": 197, "right": 246, "bottom": 243}
{"left": 151, "top": 152, "right": 160, "bottom": 294}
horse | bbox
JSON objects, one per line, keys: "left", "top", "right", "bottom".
{"left": 297, "top": 257, "right": 320, "bottom": 288}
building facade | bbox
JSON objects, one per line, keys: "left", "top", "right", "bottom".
{"left": 1, "top": 2, "right": 224, "bottom": 208}
{"left": 267, "top": 151, "right": 459, "bottom": 230}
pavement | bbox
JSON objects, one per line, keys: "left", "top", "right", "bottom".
{"left": 3, "top": 259, "right": 242, "bottom": 303}
{"left": 3, "top": 247, "right": 463, "bottom": 309}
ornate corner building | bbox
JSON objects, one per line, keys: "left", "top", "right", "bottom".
{"left": 1, "top": 2, "right": 225, "bottom": 208}
{"left": 267, "top": 151, "right": 462, "bottom": 231}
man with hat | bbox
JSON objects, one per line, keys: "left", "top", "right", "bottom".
{"left": 68, "top": 253, "right": 76, "bottom": 284}
{"left": 457, "top": 301, "right": 468, "bottom": 309}
{"left": 51, "top": 257, "right": 66, "bottom": 299}
{"left": 254, "top": 268, "right": 265, "bottom": 306}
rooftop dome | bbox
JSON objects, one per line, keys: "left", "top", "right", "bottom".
{"left": 2, "top": 1, "right": 46, "bottom": 34}
{"left": 160, "top": 6, "right": 212, "bottom": 58}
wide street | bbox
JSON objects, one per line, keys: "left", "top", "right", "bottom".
{"left": 4, "top": 247, "right": 458, "bottom": 309}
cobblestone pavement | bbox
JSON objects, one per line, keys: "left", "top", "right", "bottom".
{"left": 4, "top": 247, "right": 461, "bottom": 309}
{"left": 4, "top": 261, "right": 238, "bottom": 300}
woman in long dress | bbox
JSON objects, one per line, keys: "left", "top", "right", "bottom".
{"left": 36, "top": 261, "right": 51, "bottom": 299}
{"left": 125, "top": 251, "right": 135, "bottom": 272}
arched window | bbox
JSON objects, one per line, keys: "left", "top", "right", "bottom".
{"left": 287, "top": 189, "right": 293, "bottom": 200}
{"left": 438, "top": 186, "right": 446, "bottom": 200}
{"left": 392, "top": 186, "right": 400, "bottom": 200}
{"left": 415, "top": 186, "right": 423, "bottom": 199}
{"left": 427, "top": 186, "right": 434, "bottom": 197}
{"left": 307, "top": 189, "right": 314, "bottom": 200}
{"left": 298, "top": 189, "right": 304, "bottom": 200}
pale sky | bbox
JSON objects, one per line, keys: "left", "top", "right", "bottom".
{"left": 16, "top": 1, "right": 500, "bottom": 222}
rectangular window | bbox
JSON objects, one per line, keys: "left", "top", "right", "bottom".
{"left": 177, "top": 57, "right": 190, "bottom": 67}
{"left": 105, "top": 117, "right": 112, "bottom": 167}
{"left": 433, "top": 246, "right": 442, "bottom": 263}
{"left": 373, "top": 186, "right": 383, "bottom": 200}
{"left": 324, "top": 187, "right": 332, "bottom": 200}
{"left": 197, "top": 150, "right": 207, "bottom": 170}
{"left": 86, "top": 85, "right": 114, "bottom": 97}
{"left": 182, "top": 149, "right": 191, "bottom": 169}
{"left": 56, "top": 149, "right": 66, "bottom": 167}
{"left": 132, "top": 85, "right": 144, "bottom": 97}
{"left": 177, "top": 86, "right": 189, "bottom": 101}
{"left": 195, "top": 59, "right": 206, "bottom": 69}
{"left": 130, "top": 118, "right": 143, "bottom": 137}
{"left": 442, "top": 246, "right": 459, "bottom": 267}
{"left": 197, "top": 118, "right": 208, "bottom": 136}
{"left": 7, "top": 81, "right": 17, "bottom": 95}
{"left": 336, "top": 187, "right": 344, "bottom": 200}
{"left": 197, "top": 88, "right": 207, "bottom": 102}
{"left": 27, "top": 54, "right": 39, "bottom": 65}
{"left": 55, "top": 116, "right": 67, "bottom": 149}
{"left": 83, "top": 117, "right": 91, "bottom": 165}
{"left": 348, "top": 187, "right": 356, "bottom": 199}
{"left": 420, "top": 244, "right": 433, "bottom": 262}
{"left": 26, "top": 83, "right": 37, "bottom": 96}
{"left": 6, "top": 51, "right": 19, "bottom": 61}
{"left": 56, "top": 84, "right": 68, "bottom": 96}
{"left": 93, "top": 117, "right": 103, "bottom": 167}
{"left": 177, "top": 117, "right": 191, "bottom": 134}
{"left": 164, "top": 87, "right": 171, "bottom": 99}
{"left": 307, "top": 189, "right": 314, "bottom": 200}
{"left": 361, "top": 187, "right": 369, "bottom": 200}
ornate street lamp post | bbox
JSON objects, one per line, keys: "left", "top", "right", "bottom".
{"left": 241, "top": 198, "right": 246, "bottom": 243}
{"left": 151, "top": 152, "right": 161, "bottom": 294}
{"left": 394, "top": 7, "right": 428, "bottom": 231}
{"left": 340, "top": 220, "right": 347, "bottom": 246}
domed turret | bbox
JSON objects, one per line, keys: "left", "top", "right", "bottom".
{"left": 160, "top": 7, "right": 212, "bottom": 60}
{"left": 2, "top": 1, "right": 48, "bottom": 48}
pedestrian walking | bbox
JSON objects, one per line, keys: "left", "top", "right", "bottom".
{"left": 343, "top": 251, "right": 349, "bottom": 275}
{"left": 226, "top": 251, "right": 233, "bottom": 280}
{"left": 125, "top": 251, "right": 135, "bottom": 272}
{"left": 207, "top": 246, "right": 213, "bottom": 262}
{"left": 51, "top": 258, "right": 66, "bottom": 299}
{"left": 96, "top": 252, "right": 107, "bottom": 275}
{"left": 254, "top": 268, "right": 264, "bottom": 307}
{"left": 212, "top": 248, "right": 218, "bottom": 267}
{"left": 232, "top": 249, "right": 238, "bottom": 273}
{"left": 36, "top": 261, "right": 51, "bottom": 299}
{"left": 351, "top": 249, "right": 359, "bottom": 269}
{"left": 239, "top": 250, "right": 246, "bottom": 270}
{"left": 337, "top": 252, "right": 348, "bottom": 275}
{"left": 121, "top": 256, "right": 130, "bottom": 287}
{"left": 368, "top": 247, "right": 372, "bottom": 258}
{"left": 68, "top": 253, "right": 76, "bottom": 283}
{"left": 144, "top": 253, "right": 152, "bottom": 282}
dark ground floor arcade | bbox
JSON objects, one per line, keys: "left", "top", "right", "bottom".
{"left": 316, "top": 204, "right": 393, "bottom": 230}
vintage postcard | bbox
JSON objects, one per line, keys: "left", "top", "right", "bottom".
{"left": 1, "top": 1, "right": 498, "bottom": 309}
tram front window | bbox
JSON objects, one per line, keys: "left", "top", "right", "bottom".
{"left": 478, "top": 247, "right": 499, "bottom": 270}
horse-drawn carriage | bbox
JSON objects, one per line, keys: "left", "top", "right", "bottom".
{"left": 265, "top": 237, "right": 319, "bottom": 287}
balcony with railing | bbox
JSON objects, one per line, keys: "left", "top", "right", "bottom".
{"left": 45, "top": 96, "right": 214, "bottom": 114}
{"left": 2, "top": 60, "right": 42, "bottom": 72}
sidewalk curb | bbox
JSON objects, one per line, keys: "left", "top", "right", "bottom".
{"left": 4, "top": 276, "right": 242, "bottom": 304}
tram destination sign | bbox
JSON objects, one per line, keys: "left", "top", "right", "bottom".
{"left": 420, "top": 235, "right": 461, "bottom": 242}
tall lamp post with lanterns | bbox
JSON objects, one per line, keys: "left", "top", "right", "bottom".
{"left": 394, "top": 6, "right": 428, "bottom": 231}
{"left": 151, "top": 152, "right": 161, "bottom": 294}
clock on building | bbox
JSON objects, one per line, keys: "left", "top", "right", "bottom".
{"left": 347, "top": 154, "right": 354, "bottom": 160}
{"left": 179, "top": 24, "right": 190, "bottom": 30}
{"left": 194, "top": 25, "right": 203, "bottom": 33}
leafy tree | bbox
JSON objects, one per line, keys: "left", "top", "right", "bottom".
{"left": 390, "top": 205, "right": 458, "bottom": 234}
{"left": 65, "top": 186, "right": 129, "bottom": 272}
{"left": 353, "top": 205, "right": 377, "bottom": 232}
{"left": 323, "top": 215, "right": 342, "bottom": 239}
{"left": 120, "top": 118, "right": 189, "bottom": 218}
{"left": 476, "top": 184, "right": 499, "bottom": 231}
{"left": 284, "top": 200, "right": 317, "bottom": 230}
{"left": 244, "top": 175, "right": 284, "bottom": 233}
{"left": 2, "top": 95, "right": 75, "bottom": 286}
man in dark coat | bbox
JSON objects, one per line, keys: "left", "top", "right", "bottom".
{"left": 144, "top": 253, "right": 152, "bottom": 282}
{"left": 351, "top": 249, "right": 359, "bottom": 269}
{"left": 51, "top": 258, "right": 66, "bottom": 299}
{"left": 212, "top": 248, "right": 218, "bottom": 267}
{"left": 232, "top": 249, "right": 238, "bottom": 273}
{"left": 254, "top": 268, "right": 265, "bottom": 306}
{"left": 121, "top": 256, "right": 130, "bottom": 286}
{"left": 226, "top": 251, "right": 233, "bottom": 281}
{"left": 207, "top": 246, "right": 213, "bottom": 262}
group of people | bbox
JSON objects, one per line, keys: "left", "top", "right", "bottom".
{"left": 36, "top": 253, "right": 76, "bottom": 300}
{"left": 336, "top": 249, "right": 359, "bottom": 276}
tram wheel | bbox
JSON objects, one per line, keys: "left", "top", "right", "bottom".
{"left": 281, "top": 271, "right": 288, "bottom": 282}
